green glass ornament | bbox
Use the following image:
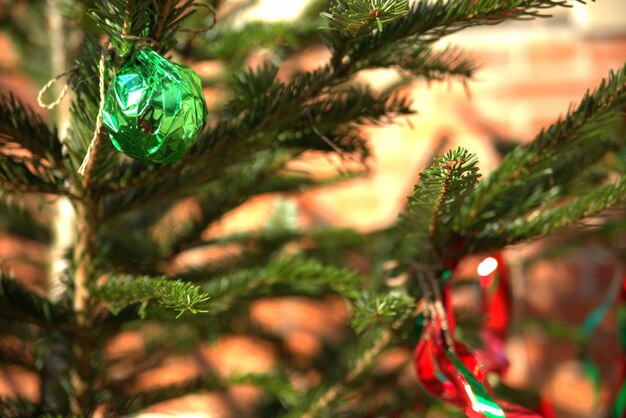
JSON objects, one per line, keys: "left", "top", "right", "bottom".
{"left": 102, "top": 49, "right": 207, "bottom": 163}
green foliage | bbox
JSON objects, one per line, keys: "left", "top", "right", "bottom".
{"left": 486, "top": 176, "right": 626, "bottom": 246}
{"left": 0, "top": 270, "right": 72, "bottom": 326}
{"left": 0, "top": 397, "right": 38, "bottom": 418}
{"left": 90, "top": 0, "right": 155, "bottom": 57}
{"left": 457, "top": 63, "right": 626, "bottom": 253}
{"left": 3, "top": 0, "right": 626, "bottom": 415}
{"left": 352, "top": 291, "right": 415, "bottom": 333}
{"left": 357, "top": 43, "right": 477, "bottom": 81}
{"left": 0, "top": 204, "right": 52, "bottom": 243}
{"left": 93, "top": 275, "right": 211, "bottom": 317}
{"left": 284, "top": 327, "right": 390, "bottom": 418}
{"left": 90, "top": 0, "right": 197, "bottom": 55}
{"left": 0, "top": 93, "right": 58, "bottom": 159}
{"left": 326, "top": 0, "right": 582, "bottom": 75}
{"left": 113, "top": 372, "right": 224, "bottom": 414}
{"left": 202, "top": 20, "right": 321, "bottom": 63}
{"left": 321, "top": 0, "right": 410, "bottom": 36}
{"left": 230, "top": 372, "right": 301, "bottom": 408}
{"left": 226, "top": 63, "right": 282, "bottom": 116}
{"left": 0, "top": 94, "right": 64, "bottom": 169}
{"left": 400, "top": 147, "right": 480, "bottom": 263}
{"left": 203, "top": 257, "right": 362, "bottom": 311}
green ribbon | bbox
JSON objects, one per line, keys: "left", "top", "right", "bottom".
{"left": 611, "top": 383, "right": 626, "bottom": 418}
{"left": 445, "top": 350, "right": 506, "bottom": 418}
{"left": 579, "top": 274, "right": 623, "bottom": 408}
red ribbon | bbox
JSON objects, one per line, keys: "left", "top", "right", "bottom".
{"left": 477, "top": 251, "right": 510, "bottom": 376}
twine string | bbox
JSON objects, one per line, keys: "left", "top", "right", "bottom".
{"left": 37, "top": 66, "right": 78, "bottom": 109}
{"left": 179, "top": 3, "right": 217, "bottom": 33}
{"left": 78, "top": 40, "right": 110, "bottom": 176}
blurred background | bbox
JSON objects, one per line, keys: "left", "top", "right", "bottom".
{"left": 1, "top": 0, "right": 625, "bottom": 417}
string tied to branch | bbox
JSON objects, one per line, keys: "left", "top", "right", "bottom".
{"left": 78, "top": 39, "right": 110, "bottom": 177}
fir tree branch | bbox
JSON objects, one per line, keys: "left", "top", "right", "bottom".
{"left": 99, "top": 83, "right": 407, "bottom": 219}
{"left": 0, "top": 93, "right": 64, "bottom": 168}
{"left": 229, "top": 372, "right": 301, "bottom": 408}
{"left": 0, "top": 269, "right": 73, "bottom": 327}
{"left": 0, "top": 397, "right": 39, "bottom": 418}
{"left": 0, "top": 145, "right": 69, "bottom": 196}
{"left": 149, "top": 0, "right": 178, "bottom": 40}
{"left": 202, "top": 257, "right": 362, "bottom": 312}
{"left": 175, "top": 225, "right": 368, "bottom": 286}
{"left": 351, "top": 291, "right": 415, "bottom": 334}
{"left": 400, "top": 147, "right": 480, "bottom": 263}
{"left": 357, "top": 43, "right": 477, "bottom": 81}
{"left": 90, "top": 0, "right": 154, "bottom": 57}
{"left": 158, "top": 152, "right": 292, "bottom": 259}
{"left": 321, "top": 0, "right": 410, "bottom": 37}
{"left": 293, "top": 328, "right": 394, "bottom": 418}
{"left": 474, "top": 176, "right": 626, "bottom": 251}
{"left": 93, "top": 275, "right": 211, "bottom": 317}
{"left": 112, "top": 371, "right": 224, "bottom": 414}
{"left": 199, "top": 19, "right": 321, "bottom": 64}
{"left": 336, "top": 0, "right": 582, "bottom": 71}
{"left": 150, "top": 0, "right": 196, "bottom": 52}
{"left": 154, "top": 159, "right": 366, "bottom": 262}
{"left": 458, "top": 63, "right": 626, "bottom": 239}
{"left": 0, "top": 181, "right": 64, "bottom": 196}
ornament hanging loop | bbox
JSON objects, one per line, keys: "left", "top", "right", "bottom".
{"left": 37, "top": 66, "right": 79, "bottom": 110}
{"left": 179, "top": 2, "right": 217, "bottom": 34}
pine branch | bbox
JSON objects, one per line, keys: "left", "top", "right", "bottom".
{"left": 473, "top": 176, "right": 626, "bottom": 251}
{"left": 400, "top": 147, "right": 480, "bottom": 263}
{"left": 99, "top": 82, "right": 408, "bottom": 219}
{"left": 157, "top": 152, "right": 293, "bottom": 259}
{"left": 176, "top": 225, "right": 368, "bottom": 285}
{"left": 229, "top": 372, "right": 301, "bottom": 408}
{"left": 0, "top": 93, "right": 64, "bottom": 168}
{"left": 288, "top": 327, "right": 393, "bottom": 418}
{"left": 305, "top": 84, "right": 413, "bottom": 126}
{"left": 93, "top": 275, "right": 211, "bottom": 318}
{"left": 0, "top": 269, "right": 73, "bottom": 327}
{"left": 202, "top": 257, "right": 362, "bottom": 313}
{"left": 90, "top": 0, "right": 197, "bottom": 54}
{"left": 113, "top": 372, "right": 224, "bottom": 414}
{"left": 0, "top": 153, "right": 66, "bottom": 195}
{"left": 321, "top": 0, "right": 410, "bottom": 37}
{"left": 90, "top": 0, "right": 155, "bottom": 57}
{"left": 351, "top": 291, "right": 415, "bottom": 334}
{"left": 200, "top": 19, "right": 321, "bottom": 63}
{"left": 0, "top": 397, "right": 39, "bottom": 418}
{"left": 156, "top": 171, "right": 367, "bottom": 260}
{"left": 225, "top": 62, "right": 282, "bottom": 117}
{"left": 357, "top": 43, "right": 477, "bottom": 81}
{"left": 337, "top": 0, "right": 582, "bottom": 69}
{"left": 458, "top": 63, "right": 626, "bottom": 240}
{"left": 149, "top": 0, "right": 196, "bottom": 52}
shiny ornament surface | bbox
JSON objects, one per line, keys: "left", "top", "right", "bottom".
{"left": 102, "top": 49, "right": 207, "bottom": 163}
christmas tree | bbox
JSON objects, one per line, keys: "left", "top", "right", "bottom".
{"left": 1, "top": 0, "right": 625, "bottom": 416}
